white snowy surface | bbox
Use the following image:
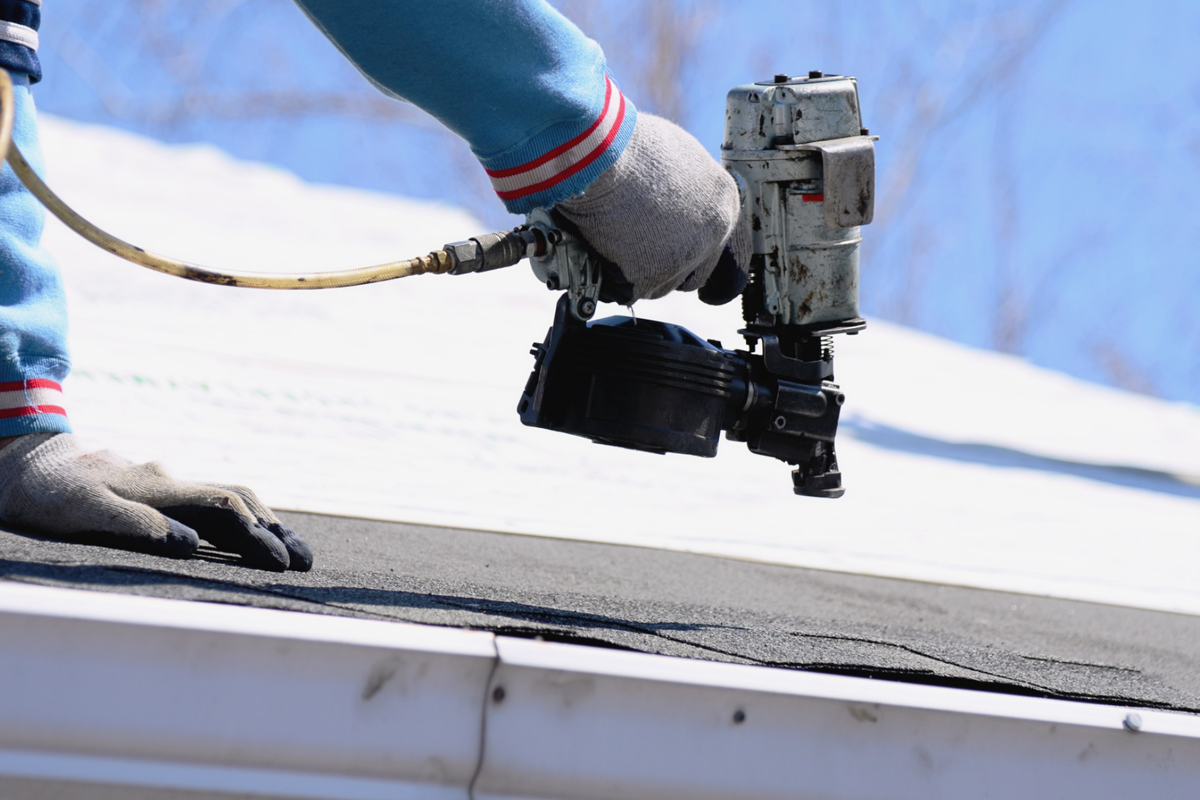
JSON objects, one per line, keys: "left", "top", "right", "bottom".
{"left": 35, "top": 115, "right": 1200, "bottom": 616}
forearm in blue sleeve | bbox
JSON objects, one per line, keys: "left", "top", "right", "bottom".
{"left": 292, "top": 0, "right": 637, "bottom": 214}
{"left": 0, "top": 73, "right": 72, "bottom": 435}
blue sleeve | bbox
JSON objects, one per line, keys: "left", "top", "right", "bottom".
{"left": 0, "top": 74, "right": 72, "bottom": 435}
{"left": 291, "top": 0, "right": 637, "bottom": 214}
{"left": 0, "top": 0, "right": 42, "bottom": 83}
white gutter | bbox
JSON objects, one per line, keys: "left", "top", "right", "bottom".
{"left": 0, "top": 581, "right": 1197, "bottom": 800}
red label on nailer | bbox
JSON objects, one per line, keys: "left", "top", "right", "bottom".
{"left": 802, "top": 193, "right": 824, "bottom": 202}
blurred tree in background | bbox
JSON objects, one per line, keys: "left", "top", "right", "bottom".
{"left": 31, "top": 0, "right": 1200, "bottom": 404}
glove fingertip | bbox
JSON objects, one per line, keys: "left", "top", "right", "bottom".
{"left": 160, "top": 519, "right": 201, "bottom": 559}
{"left": 159, "top": 505, "right": 290, "bottom": 572}
{"left": 248, "top": 530, "right": 291, "bottom": 572}
{"left": 698, "top": 243, "right": 749, "bottom": 306}
{"left": 266, "top": 522, "right": 314, "bottom": 572}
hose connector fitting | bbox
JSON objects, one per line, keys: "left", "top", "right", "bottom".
{"left": 406, "top": 249, "right": 455, "bottom": 276}
{"left": 445, "top": 227, "right": 547, "bottom": 275}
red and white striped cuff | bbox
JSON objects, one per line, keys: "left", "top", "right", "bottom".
{"left": 0, "top": 379, "right": 66, "bottom": 420}
{"left": 485, "top": 75, "right": 629, "bottom": 203}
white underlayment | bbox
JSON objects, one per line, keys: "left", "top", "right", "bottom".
{"left": 34, "top": 115, "right": 1200, "bottom": 616}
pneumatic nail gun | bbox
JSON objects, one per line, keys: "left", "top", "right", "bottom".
{"left": 443, "top": 72, "right": 876, "bottom": 497}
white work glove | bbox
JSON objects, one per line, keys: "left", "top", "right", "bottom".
{"left": 556, "top": 112, "right": 751, "bottom": 305}
{"left": 0, "top": 433, "right": 312, "bottom": 572}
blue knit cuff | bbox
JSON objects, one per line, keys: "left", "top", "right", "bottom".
{"left": 478, "top": 75, "right": 637, "bottom": 215}
{"left": 0, "top": 0, "right": 41, "bottom": 84}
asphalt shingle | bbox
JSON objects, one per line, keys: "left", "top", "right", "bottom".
{"left": 3, "top": 510, "right": 1198, "bottom": 713}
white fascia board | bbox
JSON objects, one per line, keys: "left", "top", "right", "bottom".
{"left": 0, "top": 747, "right": 464, "bottom": 800}
{"left": 0, "top": 582, "right": 495, "bottom": 798}
{"left": 476, "top": 637, "right": 1200, "bottom": 800}
{"left": 493, "top": 635, "right": 1200, "bottom": 736}
{"left": 3, "top": 581, "right": 1200, "bottom": 800}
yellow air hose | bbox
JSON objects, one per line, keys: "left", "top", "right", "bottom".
{"left": 0, "top": 69, "right": 500, "bottom": 289}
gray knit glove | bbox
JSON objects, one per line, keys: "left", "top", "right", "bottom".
{"left": 556, "top": 112, "right": 750, "bottom": 303}
{"left": 0, "top": 433, "right": 311, "bottom": 572}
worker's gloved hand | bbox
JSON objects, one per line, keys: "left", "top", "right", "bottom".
{"left": 556, "top": 113, "right": 750, "bottom": 305}
{"left": 0, "top": 433, "right": 312, "bottom": 572}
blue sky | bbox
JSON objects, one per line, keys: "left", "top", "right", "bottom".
{"left": 30, "top": 0, "right": 1200, "bottom": 403}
